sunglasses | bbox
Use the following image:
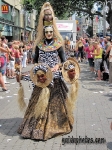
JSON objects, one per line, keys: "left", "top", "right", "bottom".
{"left": 45, "top": 31, "right": 53, "bottom": 34}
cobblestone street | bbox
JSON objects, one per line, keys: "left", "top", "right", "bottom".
{"left": 0, "top": 62, "right": 112, "bottom": 150}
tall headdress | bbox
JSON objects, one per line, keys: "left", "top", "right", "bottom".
{"left": 34, "top": 2, "right": 63, "bottom": 50}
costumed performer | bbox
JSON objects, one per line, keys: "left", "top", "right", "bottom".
{"left": 17, "top": 2, "right": 80, "bottom": 141}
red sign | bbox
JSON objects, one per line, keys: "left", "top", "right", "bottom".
{"left": 1, "top": 5, "right": 9, "bottom": 13}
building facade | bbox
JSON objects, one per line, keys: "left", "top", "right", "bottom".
{"left": 0, "top": 0, "right": 37, "bottom": 41}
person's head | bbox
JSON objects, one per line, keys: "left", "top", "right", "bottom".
{"left": 85, "top": 38, "right": 89, "bottom": 43}
{"left": 1, "top": 35, "right": 7, "bottom": 43}
{"left": 80, "top": 37, "right": 83, "bottom": 41}
{"left": 103, "top": 38, "right": 108, "bottom": 45}
{"left": 19, "top": 44, "right": 23, "bottom": 49}
{"left": 44, "top": 9, "right": 53, "bottom": 22}
{"left": 106, "top": 36, "right": 111, "bottom": 42}
{"left": 65, "top": 36, "right": 69, "bottom": 41}
{"left": 8, "top": 42, "right": 12, "bottom": 49}
{"left": 13, "top": 45, "right": 19, "bottom": 50}
{"left": 36, "top": 70, "right": 47, "bottom": 83}
{"left": 100, "top": 37, "right": 104, "bottom": 42}
{"left": 89, "top": 42, "right": 93, "bottom": 49}
{"left": 40, "top": 2, "right": 54, "bottom": 21}
{"left": 19, "top": 42, "right": 24, "bottom": 47}
{"left": 93, "top": 41, "right": 99, "bottom": 48}
{"left": 44, "top": 26, "right": 53, "bottom": 39}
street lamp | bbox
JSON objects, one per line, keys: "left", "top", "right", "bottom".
{"left": 91, "top": 0, "right": 112, "bottom": 37}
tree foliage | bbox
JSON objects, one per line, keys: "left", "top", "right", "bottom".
{"left": 21, "top": 0, "right": 112, "bottom": 33}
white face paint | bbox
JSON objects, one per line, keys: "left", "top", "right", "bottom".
{"left": 45, "top": 26, "right": 53, "bottom": 39}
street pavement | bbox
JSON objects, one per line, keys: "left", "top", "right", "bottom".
{"left": 0, "top": 62, "right": 112, "bottom": 150}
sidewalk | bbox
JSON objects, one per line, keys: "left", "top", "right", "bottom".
{"left": 0, "top": 63, "right": 112, "bottom": 150}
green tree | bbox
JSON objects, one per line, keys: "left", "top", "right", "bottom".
{"left": 21, "top": 0, "right": 112, "bottom": 34}
{"left": 68, "top": 0, "right": 112, "bottom": 34}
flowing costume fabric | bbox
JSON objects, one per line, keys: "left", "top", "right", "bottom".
{"left": 17, "top": 41, "right": 74, "bottom": 140}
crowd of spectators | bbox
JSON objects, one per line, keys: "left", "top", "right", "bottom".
{"left": 0, "top": 35, "right": 34, "bottom": 91}
{"left": 66, "top": 36, "right": 112, "bottom": 85}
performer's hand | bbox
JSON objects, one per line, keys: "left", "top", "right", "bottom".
{"left": 51, "top": 64, "right": 59, "bottom": 72}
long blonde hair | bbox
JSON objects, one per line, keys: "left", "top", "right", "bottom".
{"left": 34, "top": 2, "right": 63, "bottom": 51}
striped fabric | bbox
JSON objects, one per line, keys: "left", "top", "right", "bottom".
{"left": 22, "top": 46, "right": 62, "bottom": 88}
{"left": 68, "top": 64, "right": 75, "bottom": 70}
{"left": 22, "top": 75, "right": 35, "bottom": 88}
{"left": 38, "top": 49, "right": 62, "bottom": 79}
{"left": 33, "top": 64, "right": 48, "bottom": 74}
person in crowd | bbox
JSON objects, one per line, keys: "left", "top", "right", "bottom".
{"left": 99, "top": 37, "right": 105, "bottom": 50}
{"left": 83, "top": 43, "right": 89, "bottom": 63}
{"left": 76, "top": 38, "right": 84, "bottom": 62}
{"left": 80, "top": 37, "right": 86, "bottom": 45}
{"left": 91, "top": 41, "right": 103, "bottom": 80}
{"left": 1, "top": 36, "right": 9, "bottom": 84}
{"left": 18, "top": 44, "right": 24, "bottom": 68}
{"left": 74, "top": 40, "right": 79, "bottom": 59}
{"left": 84, "top": 42, "right": 94, "bottom": 72}
{"left": 85, "top": 38, "right": 89, "bottom": 45}
{"left": 7, "top": 42, "right": 15, "bottom": 78}
{"left": 5, "top": 48, "right": 10, "bottom": 78}
{"left": 22, "top": 44, "right": 27, "bottom": 68}
{"left": 26, "top": 44, "right": 32, "bottom": 64}
{"left": 17, "top": 2, "right": 80, "bottom": 141}
{"left": 0, "top": 45, "right": 10, "bottom": 91}
{"left": 14, "top": 45, "right": 21, "bottom": 70}
{"left": 105, "top": 37, "right": 111, "bottom": 69}
{"left": 1, "top": 35, "right": 8, "bottom": 49}
{"left": 21, "top": 33, "right": 24, "bottom": 41}
{"left": 108, "top": 40, "right": 112, "bottom": 85}
{"left": 105, "top": 36, "right": 111, "bottom": 69}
